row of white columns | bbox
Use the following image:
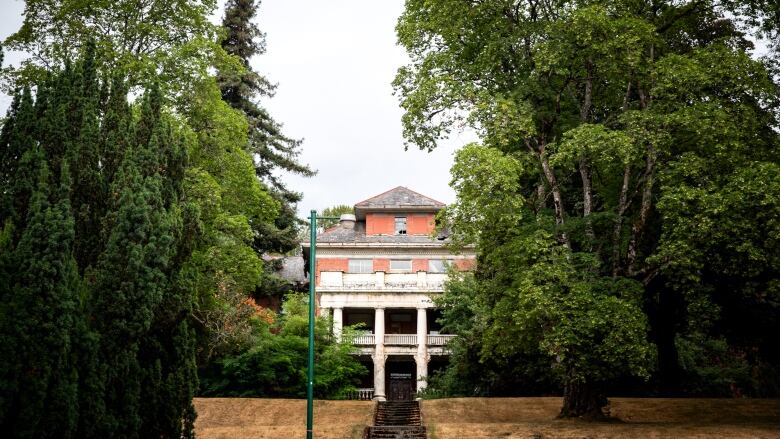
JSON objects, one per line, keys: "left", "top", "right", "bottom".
{"left": 330, "top": 306, "right": 428, "bottom": 401}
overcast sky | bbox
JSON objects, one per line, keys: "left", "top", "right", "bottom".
{"left": 1, "top": 1, "right": 771, "bottom": 217}
{"left": 0, "top": 0, "right": 473, "bottom": 216}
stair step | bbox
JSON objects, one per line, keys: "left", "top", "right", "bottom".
{"left": 368, "top": 401, "right": 428, "bottom": 438}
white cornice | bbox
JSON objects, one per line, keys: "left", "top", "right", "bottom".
{"left": 315, "top": 248, "right": 475, "bottom": 258}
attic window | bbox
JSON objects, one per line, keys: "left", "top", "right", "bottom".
{"left": 395, "top": 216, "right": 407, "bottom": 235}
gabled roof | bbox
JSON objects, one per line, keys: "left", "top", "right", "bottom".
{"left": 354, "top": 186, "right": 445, "bottom": 210}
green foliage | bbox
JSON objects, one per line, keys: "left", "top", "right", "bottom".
{"left": 183, "top": 78, "right": 280, "bottom": 361}
{"left": 0, "top": 50, "right": 199, "bottom": 438}
{"left": 397, "top": 0, "right": 780, "bottom": 414}
{"left": 2, "top": 0, "right": 240, "bottom": 103}
{"left": 319, "top": 204, "right": 354, "bottom": 229}
{"left": 0, "top": 162, "right": 81, "bottom": 438}
{"left": 218, "top": 0, "right": 314, "bottom": 255}
{"left": 199, "top": 294, "right": 367, "bottom": 399}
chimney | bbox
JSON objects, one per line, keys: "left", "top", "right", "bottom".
{"left": 339, "top": 214, "right": 356, "bottom": 229}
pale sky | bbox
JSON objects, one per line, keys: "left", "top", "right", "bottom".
{"left": 0, "top": 0, "right": 471, "bottom": 216}
{"left": 1, "top": 1, "right": 771, "bottom": 217}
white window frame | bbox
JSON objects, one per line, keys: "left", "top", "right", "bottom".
{"left": 389, "top": 259, "right": 412, "bottom": 272}
{"left": 348, "top": 259, "right": 373, "bottom": 273}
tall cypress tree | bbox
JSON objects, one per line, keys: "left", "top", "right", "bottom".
{"left": 70, "top": 43, "right": 105, "bottom": 271}
{"left": 1, "top": 39, "right": 199, "bottom": 439}
{"left": 0, "top": 159, "right": 81, "bottom": 438}
{"left": 0, "top": 87, "right": 39, "bottom": 233}
{"left": 91, "top": 84, "right": 196, "bottom": 438}
{"left": 219, "top": 0, "right": 314, "bottom": 254}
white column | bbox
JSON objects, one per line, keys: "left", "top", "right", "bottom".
{"left": 415, "top": 308, "right": 428, "bottom": 394}
{"left": 373, "top": 307, "right": 386, "bottom": 401}
{"left": 332, "top": 307, "right": 343, "bottom": 341}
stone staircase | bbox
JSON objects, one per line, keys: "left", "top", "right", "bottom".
{"left": 364, "top": 401, "right": 428, "bottom": 439}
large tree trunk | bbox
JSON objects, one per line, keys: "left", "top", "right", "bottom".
{"left": 579, "top": 57, "right": 595, "bottom": 245}
{"left": 559, "top": 379, "right": 608, "bottom": 420}
{"left": 535, "top": 139, "right": 569, "bottom": 248}
{"left": 627, "top": 144, "right": 656, "bottom": 275}
{"left": 579, "top": 156, "right": 594, "bottom": 244}
{"left": 612, "top": 164, "right": 632, "bottom": 276}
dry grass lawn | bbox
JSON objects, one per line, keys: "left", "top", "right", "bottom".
{"left": 194, "top": 398, "right": 373, "bottom": 439}
{"left": 195, "top": 396, "right": 780, "bottom": 439}
{"left": 422, "top": 397, "right": 780, "bottom": 439}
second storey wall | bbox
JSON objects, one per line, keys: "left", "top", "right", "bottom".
{"left": 314, "top": 256, "right": 475, "bottom": 286}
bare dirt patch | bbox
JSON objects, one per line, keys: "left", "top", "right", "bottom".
{"left": 194, "top": 398, "right": 374, "bottom": 439}
{"left": 422, "top": 397, "right": 780, "bottom": 439}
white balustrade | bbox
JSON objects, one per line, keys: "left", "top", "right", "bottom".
{"left": 384, "top": 334, "right": 418, "bottom": 345}
{"left": 351, "top": 388, "right": 374, "bottom": 400}
{"left": 427, "top": 334, "right": 456, "bottom": 346}
{"left": 352, "top": 334, "right": 375, "bottom": 345}
{"left": 320, "top": 271, "right": 343, "bottom": 286}
{"left": 318, "top": 271, "right": 448, "bottom": 291}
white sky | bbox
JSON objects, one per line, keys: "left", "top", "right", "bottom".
{"left": 0, "top": 1, "right": 772, "bottom": 216}
{"left": 0, "top": 0, "right": 469, "bottom": 217}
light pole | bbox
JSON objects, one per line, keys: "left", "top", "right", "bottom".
{"left": 306, "top": 211, "right": 340, "bottom": 439}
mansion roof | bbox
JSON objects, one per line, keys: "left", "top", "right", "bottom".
{"left": 354, "top": 186, "right": 445, "bottom": 219}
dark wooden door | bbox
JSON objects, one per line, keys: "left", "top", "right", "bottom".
{"left": 388, "top": 373, "right": 414, "bottom": 401}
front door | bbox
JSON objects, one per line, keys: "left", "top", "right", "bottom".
{"left": 388, "top": 372, "right": 414, "bottom": 401}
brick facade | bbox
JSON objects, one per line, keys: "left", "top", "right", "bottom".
{"left": 315, "top": 258, "right": 348, "bottom": 286}
{"left": 407, "top": 214, "right": 435, "bottom": 235}
{"left": 366, "top": 212, "right": 436, "bottom": 236}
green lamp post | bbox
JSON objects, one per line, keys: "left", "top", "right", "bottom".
{"left": 306, "top": 210, "right": 340, "bottom": 439}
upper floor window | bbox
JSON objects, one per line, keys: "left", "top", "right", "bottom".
{"left": 428, "top": 259, "right": 448, "bottom": 273}
{"left": 389, "top": 259, "right": 412, "bottom": 272}
{"left": 395, "top": 216, "right": 407, "bottom": 235}
{"left": 348, "top": 259, "right": 373, "bottom": 273}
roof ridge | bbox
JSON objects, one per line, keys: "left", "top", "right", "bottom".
{"left": 353, "top": 186, "right": 405, "bottom": 207}
{"left": 354, "top": 186, "right": 445, "bottom": 207}
{"left": 401, "top": 186, "right": 446, "bottom": 206}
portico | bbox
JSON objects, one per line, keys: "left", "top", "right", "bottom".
{"left": 325, "top": 304, "right": 454, "bottom": 400}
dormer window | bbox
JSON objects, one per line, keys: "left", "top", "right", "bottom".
{"left": 394, "top": 216, "right": 407, "bottom": 235}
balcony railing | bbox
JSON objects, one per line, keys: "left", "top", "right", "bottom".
{"left": 347, "top": 333, "right": 456, "bottom": 346}
{"left": 352, "top": 334, "right": 375, "bottom": 345}
{"left": 427, "top": 334, "right": 456, "bottom": 346}
{"left": 319, "top": 271, "right": 448, "bottom": 290}
{"left": 384, "top": 334, "right": 418, "bottom": 345}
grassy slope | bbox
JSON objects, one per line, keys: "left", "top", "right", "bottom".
{"left": 422, "top": 397, "right": 780, "bottom": 439}
{"left": 194, "top": 397, "right": 780, "bottom": 439}
{"left": 194, "top": 398, "right": 374, "bottom": 439}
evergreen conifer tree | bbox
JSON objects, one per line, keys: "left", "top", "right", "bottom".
{"left": 91, "top": 84, "right": 196, "bottom": 438}
{"left": 1, "top": 20, "right": 202, "bottom": 439}
{"left": 0, "top": 160, "right": 81, "bottom": 438}
{"left": 0, "top": 87, "right": 39, "bottom": 233}
{"left": 219, "top": 0, "right": 314, "bottom": 254}
{"left": 70, "top": 43, "right": 106, "bottom": 271}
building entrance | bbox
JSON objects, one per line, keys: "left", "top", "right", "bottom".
{"left": 386, "top": 359, "right": 415, "bottom": 401}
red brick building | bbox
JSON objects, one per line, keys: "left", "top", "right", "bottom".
{"left": 302, "top": 187, "right": 475, "bottom": 401}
